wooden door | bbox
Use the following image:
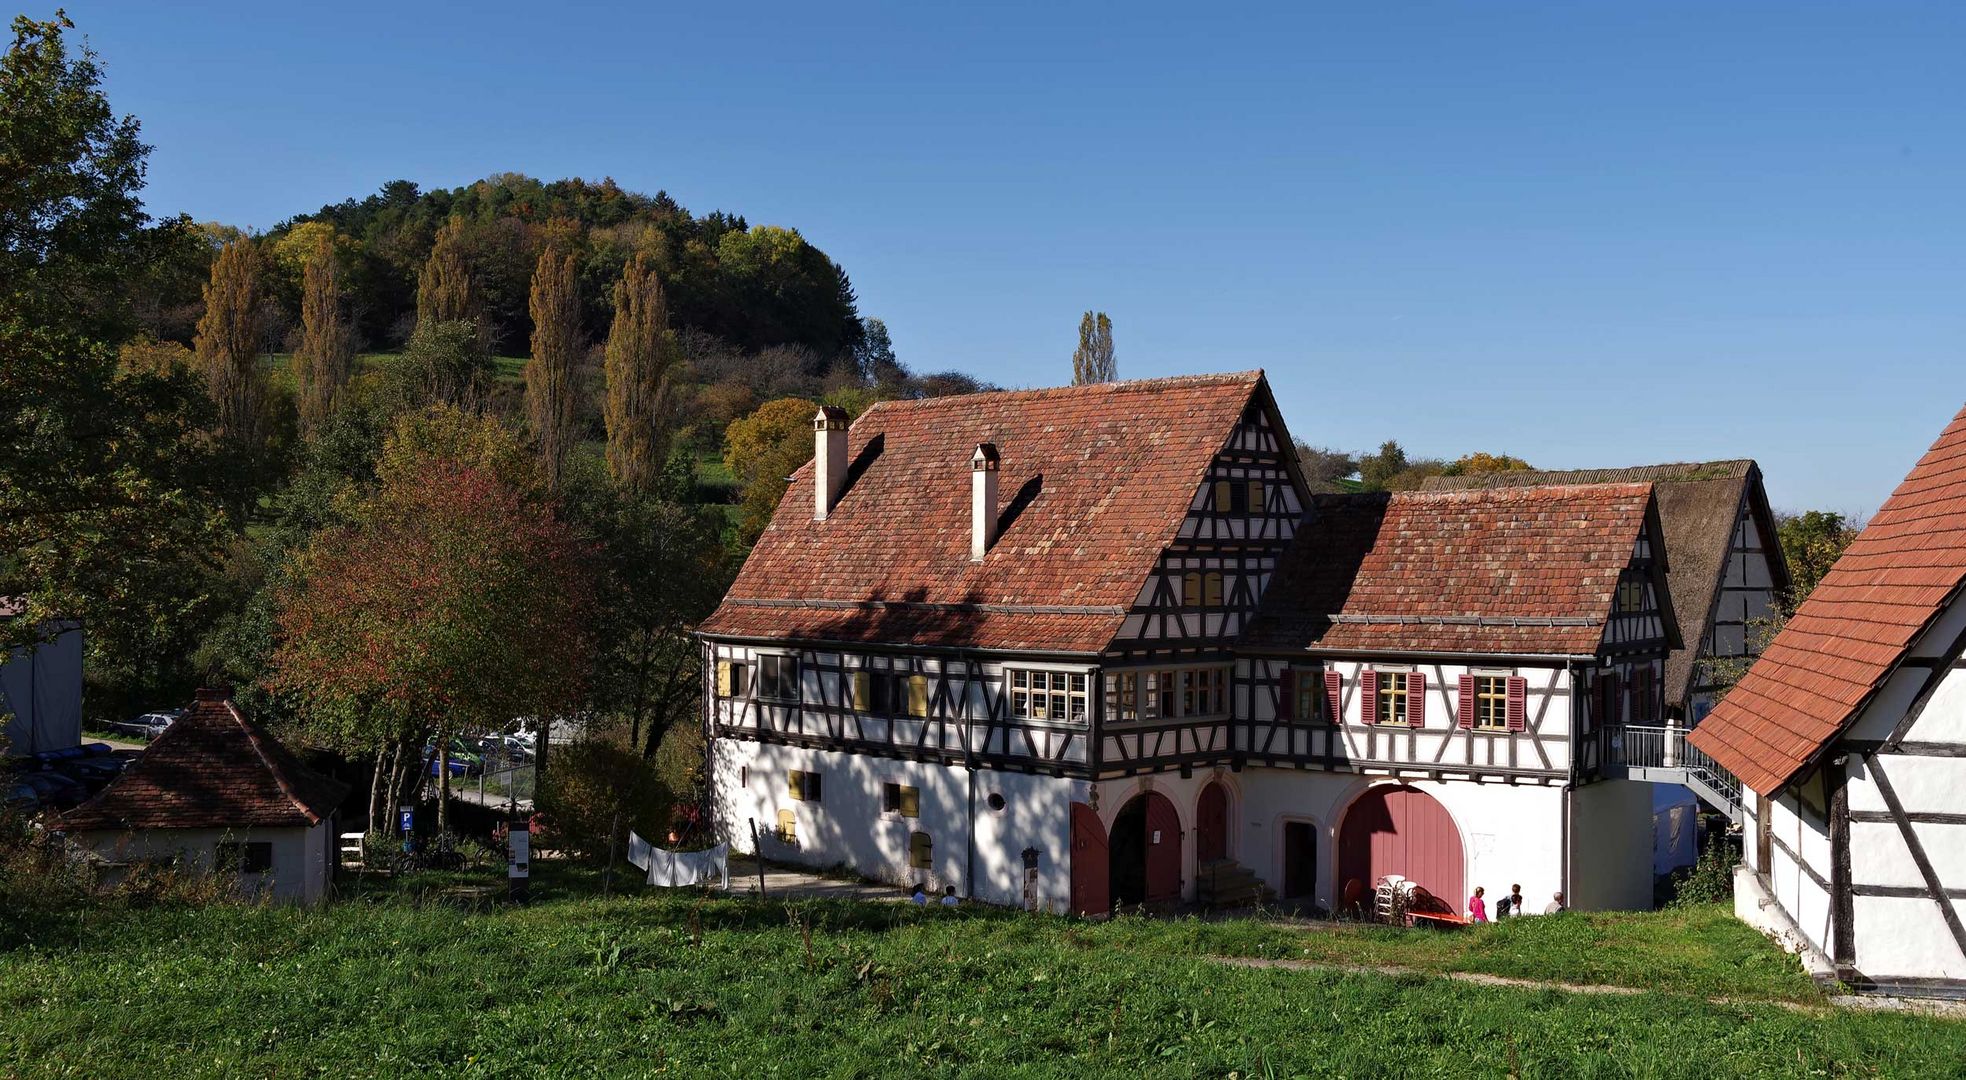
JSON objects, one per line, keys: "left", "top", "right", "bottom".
{"left": 1337, "top": 785, "right": 1464, "bottom": 914}
{"left": 1282, "top": 820, "right": 1317, "bottom": 900}
{"left": 1143, "top": 792, "right": 1182, "bottom": 903}
{"left": 1070, "top": 802, "right": 1109, "bottom": 915}
{"left": 1196, "top": 782, "right": 1229, "bottom": 864}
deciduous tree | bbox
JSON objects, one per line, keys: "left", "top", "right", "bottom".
{"left": 1777, "top": 509, "right": 1861, "bottom": 607}
{"left": 526, "top": 243, "right": 581, "bottom": 492}
{"left": 294, "top": 232, "right": 354, "bottom": 437}
{"left": 725, "top": 397, "right": 819, "bottom": 545}
{"left": 194, "top": 238, "right": 269, "bottom": 450}
{"left": 392, "top": 318, "right": 492, "bottom": 413}
{"left": 270, "top": 407, "right": 593, "bottom": 835}
{"left": 604, "top": 253, "right": 678, "bottom": 491}
{"left": 1071, "top": 311, "right": 1115, "bottom": 384}
{"left": 1, "top": 12, "right": 228, "bottom": 656}
{"left": 415, "top": 217, "right": 488, "bottom": 352}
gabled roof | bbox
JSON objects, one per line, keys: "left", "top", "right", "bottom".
{"left": 1245, "top": 484, "right": 1671, "bottom": 658}
{"left": 1423, "top": 461, "right": 1788, "bottom": 706}
{"left": 60, "top": 691, "right": 348, "bottom": 831}
{"left": 1691, "top": 405, "right": 1966, "bottom": 796}
{"left": 699, "top": 372, "right": 1272, "bottom": 654}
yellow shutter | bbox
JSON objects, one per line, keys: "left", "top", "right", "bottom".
{"left": 1205, "top": 573, "right": 1223, "bottom": 607}
{"left": 716, "top": 661, "right": 732, "bottom": 696}
{"left": 910, "top": 831, "right": 933, "bottom": 869}
{"left": 1213, "top": 480, "right": 1231, "bottom": 511}
{"left": 1183, "top": 573, "right": 1202, "bottom": 606}
{"left": 908, "top": 675, "right": 929, "bottom": 717}
{"left": 899, "top": 786, "right": 920, "bottom": 818}
{"left": 789, "top": 771, "right": 805, "bottom": 801}
{"left": 777, "top": 809, "right": 796, "bottom": 842}
{"left": 1247, "top": 480, "right": 1263, "bottom": 512}
{"left": 852, "top": 671, "right": 870, "bottom": 711}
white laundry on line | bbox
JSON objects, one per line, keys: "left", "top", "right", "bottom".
{"left": 626, "top": 837, "right": 730, "bottom": 888}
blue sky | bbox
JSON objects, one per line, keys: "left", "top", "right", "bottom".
{"left": 67, "top": 1, "right": 1966, "bottom": 516}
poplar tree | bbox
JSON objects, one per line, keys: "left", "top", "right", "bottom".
{"left": 525, "top": 244, "right": 581, "bottom": 493}
{"left": 294, "top": 232, "right": 354, "bottom": 437}
{"left": 1071, "top": 311, "right": 1116, "bottom": 384}
{"left": 416, "top": 217, "right": 488, "bottom": 352}
{"left": 603, "top": 254, "right": 677, "bottom": 491}
{"left": 194, "top": 237, "right": 268, "bottom": 449}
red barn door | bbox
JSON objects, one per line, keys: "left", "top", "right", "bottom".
{"left": 1196, "top": 782, "right": 1229, "bottom": 864}
{"left": 1070, "top": 802, "right": 1109, "bottom": 915}
{"left": 1337, "top": 785, "right": 1465, "bottom": 914}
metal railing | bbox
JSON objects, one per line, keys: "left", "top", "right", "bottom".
{"left": 1605, "top": 724, "right": 1743, "bottom": 815}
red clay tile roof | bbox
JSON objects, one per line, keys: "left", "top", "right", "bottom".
{"left": 700, "top": 372, "right": 1267, "bottom": 654}
{"left": 1691, "top": 404, "right": 1966, "bottom": 796}
{"left": 1423, "top": 461, "right": 1788, "bottom": 707}
{"left": 60, "top": 692, "right": 348, "bottom": 831}
{"left": 1247, "top": 484, "right": 1664, "bottom": 657}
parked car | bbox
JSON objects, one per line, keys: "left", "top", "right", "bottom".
{"left": 423, "top": 738, "right": 484, "bottom": 778}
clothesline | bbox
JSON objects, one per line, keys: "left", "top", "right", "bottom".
{"left": 627, "top": 832, "right": 730, "bottom": 889}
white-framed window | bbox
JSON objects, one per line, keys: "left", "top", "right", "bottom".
{"left": 1103, "top": 666, "right": 1229, "bottom": 721}
{"left": 1009, "top": 670, "right": 1087, "bottom": 723}
{"left": 1374, "top": 671, "right": 1408, "bottom": 725}
{"left": 758, "top": 654, "right": 800, "bottom": 702}
{"left": 1472, "top": 674, "right": 1509, "bottom": 732}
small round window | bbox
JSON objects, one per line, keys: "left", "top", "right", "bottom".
{"left": 987, "top": 792, "right": 1006, "bottom": 812}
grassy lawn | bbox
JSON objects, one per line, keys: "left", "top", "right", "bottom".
{"left": 4, "top": 870, "right": 1964, "bottom": 1078}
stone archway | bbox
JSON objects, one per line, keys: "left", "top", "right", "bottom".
{"left": 1108, "top": 791, "right": 1182, "bottom": 906}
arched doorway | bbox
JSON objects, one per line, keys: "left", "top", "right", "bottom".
{"left": 1070, "top": 803, "right": 1108, "bottom": 915}
{"left": 1108, "top": 791, "right": 1182, "bottom": 906}
{"left": 1337, "top": 784, "right": 1465, "bottom": 914}
{"left": 1196, "top": 782, "right": 1230, "bottom": 864}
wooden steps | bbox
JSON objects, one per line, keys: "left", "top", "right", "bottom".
{"left": 1196, "top": 858, "right": 1275, "bottom": 909}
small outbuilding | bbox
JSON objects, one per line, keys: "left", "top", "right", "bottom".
{"left": 60, "top": 689, "right": 348, "bottom": 905}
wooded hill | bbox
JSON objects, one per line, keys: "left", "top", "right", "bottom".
{"left": 140, "top": 173, "right": 866, "bottom": 372}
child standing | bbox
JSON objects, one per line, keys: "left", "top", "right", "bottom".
{"left": 1468, "top": 885, "right": 1488, "bottom": 923}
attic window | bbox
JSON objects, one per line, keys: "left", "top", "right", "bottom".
{"left": 758, "top": 655, "right": 800, "bottom": 702}
{"left": 1617, "top": 579, "right": 1645, "bottom": 613}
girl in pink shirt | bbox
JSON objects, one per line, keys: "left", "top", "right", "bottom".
{"left": 1469, "top": 886, "right": 1488, "bottom": 923}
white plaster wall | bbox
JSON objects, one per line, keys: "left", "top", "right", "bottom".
{"left": 1764, "top": 790, "right": 1834, "bottom": 960}
{"left": 1318, "top": 660, "right": 1575, "bottom": 776}
{"left": 70, "top": 824, "right": 327, "bottom": 904}
{"left": 708, "top": 736, "right": 1076, "bottom": 911}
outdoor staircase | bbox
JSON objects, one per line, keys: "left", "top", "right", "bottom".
{"left": 1196, "top": 858, "right": 1276, "bottom": 909}
{"left": 1603, "top": 724, "right": 1745, "bottom": 825}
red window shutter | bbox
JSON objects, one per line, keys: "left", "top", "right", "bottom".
{"left": 1407, "top": 672, "right": 1426, "bottom": 727}
{"left": 1458, "top": 675, "right": 1476, "bottom": 730}
{"left": 1359, "top": 669, "right": 1378, "bottom": 725}
{"left": 1323, "top": 670, "right": 1343, "bottom": 724}
{"left": 1506, "top": 676, "right": 1528, "bottom": 732}
{"left": 1279, "top": 669, "right": 1295, "bottom": 721}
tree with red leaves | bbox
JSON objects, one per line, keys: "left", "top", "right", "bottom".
{"left": 270, "top": 406, "right": 595, "bottom": 836}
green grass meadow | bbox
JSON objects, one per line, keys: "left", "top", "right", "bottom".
{"left": 4, "top": 875, "right": 1964, "bottom": 1078}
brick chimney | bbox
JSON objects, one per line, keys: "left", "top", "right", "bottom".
{"left": 972, "top": 443, "right": 1000, "bottom": 561}
{"left": 813, "top": 406, "right": 849, "bottom": 521}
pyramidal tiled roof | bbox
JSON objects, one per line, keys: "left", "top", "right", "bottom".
{"left": 699, "top": 372, "right": 1267, "bottom": 654}
{"left": 60, "top": 691, "right": 348, "bottom": 831}
{"left": 1692, "top": 404, "right": 1966, "bottom": 796}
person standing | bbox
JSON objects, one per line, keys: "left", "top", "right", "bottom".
{"left": 1544, "top": 891, "right": 1566, "bottom": 914}
{"left": 1468, "top": 886, "right": 1488, "bottom": 923}
{"left": 1507, "top": 883, "right": 1525, "bottom": 918}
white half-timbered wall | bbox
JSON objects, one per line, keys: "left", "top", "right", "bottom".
{"left": 1115, "top": 403, "right": 1304, "bottom": 659}
{"left": 706, "top": 642, "right": 1095, "bottom": 773}
{"left": 1268, "top": 660, "right": 1578, "bottom": 781}
{"left": 1689, "top": 501, "right": 1784, "bottom": 723}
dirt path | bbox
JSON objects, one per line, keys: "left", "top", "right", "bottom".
{"left": 1213, "top": 955, "right": 1966, "bottom": 1018}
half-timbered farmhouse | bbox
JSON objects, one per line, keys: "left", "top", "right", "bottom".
{"left": 700, "top": 372, "right": 1694, "bottom": 915}
{"left": 1692, "top": 403, "right": 1966, "bottom": 998}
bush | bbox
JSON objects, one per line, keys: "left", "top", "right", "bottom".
{"left": 535, "top": 739, "right": 671, "bottom": 863}
{"left": 1670, "top": 835, "right": 1737, "bottom": 907}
